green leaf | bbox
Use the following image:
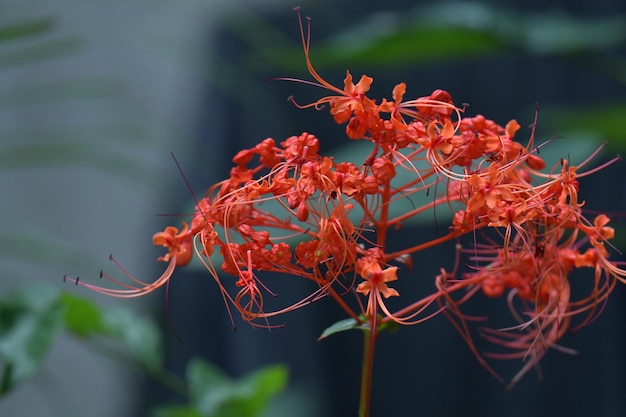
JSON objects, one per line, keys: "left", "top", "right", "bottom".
{"left": 187, "top": 358, "right": 288, "bottom": 417}
{"left": 187, "top": 359, "right": 233, "bottom": 416}
{"left": 0, "top": 124, "right": 148, "bottom": 144}
{"left": 0, "top": 285, "right": 64, "bottom": 396}
{"left": 0, "top": 36, "right": 82, "bottom": 70}
{"left": 0, "top": 17, "right": 55, "bottom": 43}
{"left": 152, "top": 406, "right": 203, "bottom": 417}
{"left": 319, "top": 316, "right": 399, "bottom": 340}
{"left": 520, "top": 12, "right": 626, "bottom": 54}
{"left": 543, "top": 102, "right": 626, "bottom": 147}
{"left": 240, "top": 4, "right": 626, "bottom": 72}
{"left": 246, "top": 13, "right": 503, "bottom": 71}
{"left": 0, "top": 142, "right": 169, "bottom": 189}
{"left": 318, "top": 317, "right": 364, "bottom": 340}
{"left": 0, "top": 78, "right": 122, "bottom": 108}
{"left": 532, "top": 133, "right": 608, "bottom": 169}
{"left": 232, "top": 365, "right": 288, "bottom": 417}
{"left": 100, "top": 307, "right": 163, "bottom": 370}
{"left": 0, "top": 233, "right": 101, "bottom": 274}
{"left": 60, "top": 293, "right": 104, "bottom": 337}
{"left": 316, "top": 26, "right": 502, "bottom": 68}
{"left": 61, "top": 294, "right": 169, "bottom": 385}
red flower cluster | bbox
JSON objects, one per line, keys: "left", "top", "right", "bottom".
{"left": 68, "top": 11, "right": 625, "bottom": 386}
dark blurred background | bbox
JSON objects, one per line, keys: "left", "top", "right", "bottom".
{"left": 1, "top": 0, "right": 625, "bottom": 416}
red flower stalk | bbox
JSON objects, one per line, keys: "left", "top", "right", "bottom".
{"left": 68, "top": 8, "right": 626, "bottom": 397}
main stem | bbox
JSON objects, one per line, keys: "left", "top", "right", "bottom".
{"left": 359, "top": 315, "right": 377, "bottom": 417}
{"left": 358, "top": 156, "right": 391, "bottom": 416}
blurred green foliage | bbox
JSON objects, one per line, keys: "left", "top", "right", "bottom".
{"left": 0, "top": 286, "right": 288, "bottom": 416}
{"left": 0, "top": 286, "right": 63, "bottom": 395}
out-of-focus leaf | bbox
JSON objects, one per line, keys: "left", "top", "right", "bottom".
{"left": 231, "top": 364, "right": 288, "bottom": 417}
{"left": 0, "top": 37, "right": 82, "bottom": 69}
{"left": 0, "top": 285, "right": 64, "bottom": 396}
{"left": 187, "top": 358, "right": 288, "bottom": 417}
{"left": 521, "top": 13, "right": 626, "bottom": 54}
{"left": 0, "top": 142, "right": 169, "bottom": 188}
{"left": 0, "top": 18, "right": 55, "bottom": 43}
{"left": 245, "top": 13, "right": 503, "bottom": 71}
{"left": 220, "top": 4, "right": 294, "bottom": 65}
{"left": 0, "top": 78, "right": 122, "bottom": 108}
{"left": 543, "top": 103, "right": 626, "bottom": 147}
{"left": 307, "top": 27, "right": 502, "bottom": 69}
{"left": 60, "top": 293, "right": 104, "bottom": 337}
{"left": 532, "top": 134, "right": 604, "bottom": 169}
{"left": 152, "top": 406, "right": 203, "bottom": 417}
{"left": 187, "top": 359, "right": 231, "bottom": 415}
{"left": 45, "top": 290, "right": 166, "bottom": 385}
{"left": 238, "top": 3, "right": 626, "bottom": 71}
{"left": 0, "top": 124, "right": 149, "bottom": 144}
{"left": 100, "top": 307, "right": 163, "bottom": 370}
{"left": 0, "top": 234, "right": 102, "bottom": 273}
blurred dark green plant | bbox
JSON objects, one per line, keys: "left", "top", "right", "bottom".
{"left": 0, "top": 285, "right": 288, "bottom": 417}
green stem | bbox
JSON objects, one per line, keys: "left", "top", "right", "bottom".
{"left": 0, "top": 363, "right": 13, "bottom": 395}
{"left": 359, "top": 316, "right": 377, "bottom": 417}
{"left": 89, "top": 340, "right": 188, "bottom": 398}
{"left": 143, "top": 362, "right": 189, "bottom": 398}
